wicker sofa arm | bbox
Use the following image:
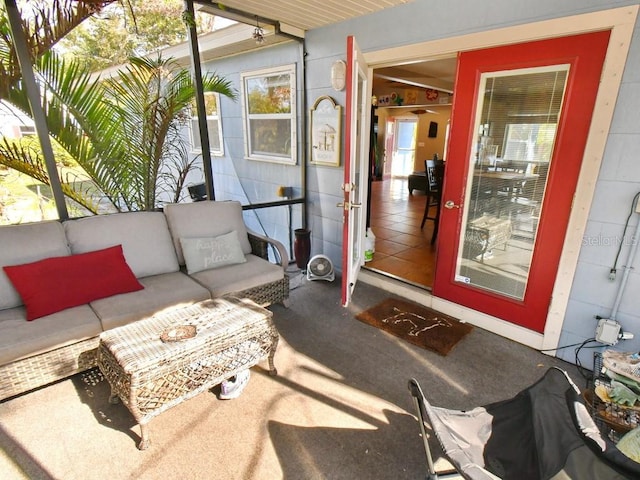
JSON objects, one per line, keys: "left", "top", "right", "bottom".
{"left": 247, "top": 230, "right": 288, "bottom": 271}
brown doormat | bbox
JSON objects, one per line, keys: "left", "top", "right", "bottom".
{"left": 355, "top": 298, "right": 473, "bottom": 356}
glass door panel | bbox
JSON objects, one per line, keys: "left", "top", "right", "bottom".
{"left": 455, "top": 67, "right": 568, "bottom": 300}
{"left": 341, "top": 35, "right": 370, "bottom": 306}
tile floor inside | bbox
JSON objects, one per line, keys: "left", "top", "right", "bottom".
{"left": 367, "top": 175, "right": 538, "bottom": 294}
{"left": 366, "top": 177, "right": 436, "bottom": 288}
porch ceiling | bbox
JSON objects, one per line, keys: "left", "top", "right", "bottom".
{"left": 194, "top": 0, "right": 416, "bottom": 33}
{"left": 192, "top": 0, "right": 452, "bottom": 93}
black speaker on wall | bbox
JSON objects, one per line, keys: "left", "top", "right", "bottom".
{"left": 428, "top": 121, "right": 438, "bottom": 138}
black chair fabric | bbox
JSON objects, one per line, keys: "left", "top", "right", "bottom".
{"left": 409, "top": 368, "right": 640, "bottom": 480}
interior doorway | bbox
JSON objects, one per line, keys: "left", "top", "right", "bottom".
{"left": 390, "top": 118, "right": 417, "bottom": 176}
{"left": 364, "top": 59, "right": 456, "bottom": 289}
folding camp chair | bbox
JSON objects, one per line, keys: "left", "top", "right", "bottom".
{"left": 408, "top": 367, "right": 640, "bottom": 480}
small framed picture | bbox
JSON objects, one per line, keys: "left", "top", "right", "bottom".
{"left": 310, "top": 96, "right": 341, "bottom": 167}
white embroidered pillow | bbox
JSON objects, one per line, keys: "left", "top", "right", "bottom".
{"left": 180, "top": 231, "right": 247, "bottom": 274}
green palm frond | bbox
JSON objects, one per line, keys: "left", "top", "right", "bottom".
{"left": 103, "top": 55, "right": 237, "bottom": 210}
{"left": 0, "top": 1, "right": 118, "bottom": 98}
{"left": 25, "top": 1, "right": 116, "bottom": 56}
{"left": 0, "top": 136, "right": 100, "bottom": 212}
{"left": 2, "top": 44, "right": 237, "bottom": 213}
{"left": 3, "top": 50, "right": 129, "bottom": 211}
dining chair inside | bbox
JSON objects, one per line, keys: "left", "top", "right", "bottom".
{"left": 420, "top": 160, "right": 444, "bottom": 244}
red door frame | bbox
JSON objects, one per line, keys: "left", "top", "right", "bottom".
{"left": 433, "top": 31, "right": 610, "bottom": 333}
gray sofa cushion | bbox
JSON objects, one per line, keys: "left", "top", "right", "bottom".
{"left": 63, "top": 212, "right": 179, "bottom": 278}
{"left": 0, "top": 304, "right": 102, "bottom": 365}
{"left": 0, "top": 221, "right": 70, "bottom": 310}
{"left": 90, "top": 271, "right": 210, "bottom": 331}
{"left": 163, "top": 201, "right": 252, "bottom": 265}
{"left": 189, "top": 254, "right": 283, "bottom": 300}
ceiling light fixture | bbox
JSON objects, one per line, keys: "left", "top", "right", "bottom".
{"left": 252, "top": 17, "right": 265, "bottom": 45}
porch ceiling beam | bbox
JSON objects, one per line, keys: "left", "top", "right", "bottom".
{"left": 193, "top": 1, "right": 305, "bottom": 40}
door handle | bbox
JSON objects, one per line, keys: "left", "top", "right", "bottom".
{"left": 444, "top": 200, "right": 460, "bottom": 209}
{"left": 336, "top": 202, "right": 362, "bottom": 210}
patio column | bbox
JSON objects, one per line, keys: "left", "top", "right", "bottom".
{"left": 3, "top": 0, "right": 69, "bottom": 220}
{"left": 184, "top": 0, "right": 215, "bottom": 201}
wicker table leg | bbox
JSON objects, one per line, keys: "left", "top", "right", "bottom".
{"left": 268, "top": 330, "right": 279, "bottom": 376}
{"left": 138, "top": 423, "right": 151, "bottom": 450}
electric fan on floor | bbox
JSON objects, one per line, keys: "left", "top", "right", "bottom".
{"left": 306, "top": 254, "right": 335, "bottom": 282}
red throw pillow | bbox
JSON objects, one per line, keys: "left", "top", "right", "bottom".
{"left": 3, "top": 245, "right": 144, "bottom": 321}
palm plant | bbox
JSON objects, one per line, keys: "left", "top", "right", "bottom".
{"left": 0, "top": 1, "right": 237, "bottom": 213}
{"left": 101, "top": 55, "right": 236, "bottom": 211}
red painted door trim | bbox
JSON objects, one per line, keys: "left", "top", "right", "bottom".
{"left": 433, "top": 31, "right": 610, "bottom": 332}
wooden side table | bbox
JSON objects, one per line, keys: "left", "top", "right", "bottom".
{"left": 97, "top": 297, "right": 279, "bottom": 449}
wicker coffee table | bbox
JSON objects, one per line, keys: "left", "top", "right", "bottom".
{"left": 97, "top": 296, "right": 279, "bottom": 450}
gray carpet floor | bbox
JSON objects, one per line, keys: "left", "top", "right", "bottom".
{"left": 0, "top": 275, "right": 586, "bottom": 479}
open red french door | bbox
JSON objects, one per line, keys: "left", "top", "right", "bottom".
{"left": 433, "top": 31, "right": 610, "bottom": 333}
{"left": 341, "top": 36, "right": 370, "bottom": 306}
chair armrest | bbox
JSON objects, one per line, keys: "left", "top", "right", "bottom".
{"left": 247, "top": 230, "right": 288, "bottom": 271}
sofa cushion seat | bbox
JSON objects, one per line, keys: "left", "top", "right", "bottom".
{"left": 90, "top": 271, "right": 210, "bottom": 331}
{"left": 0, "top": 304, "right": 102, "bottom": 366}
{"left": 189, "top": 254, "right": 284, "bottom": 299}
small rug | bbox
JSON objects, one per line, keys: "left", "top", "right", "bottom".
{"left": 355, "top": 298, "right": 473, "bottom": 356}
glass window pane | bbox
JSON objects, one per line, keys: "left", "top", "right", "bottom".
{"left": 204, "top": 93, "right": 218, "bottom": 115}
{"left": 246, "top": 75, "right": 291, "bottom": 114}
{"left": 190, "top": 119, "right": 201, "bottom": 148}
{"left": 189, "top": 96, "right": 222, "bottom": 154}
{"left": 397, "top": 120, "right": 416, "bottom": 149}
{"left": 249, "top": 118, "right": 291, "bottom": 157}
{"left": 207, "top": 119, "right": 220, "bottom": 151}
{"left": 456, "top": 66, "right": 568, "bottom": 300}
{"left": 190, "top": 92, "right": 218, "bottom": 117}
{"left": 241, "top": 65, "right": 296, "bottom": 164}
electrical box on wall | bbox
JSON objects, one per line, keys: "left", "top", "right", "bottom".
{"left": 596, "top": 318, "right": 621, "bottom": 345}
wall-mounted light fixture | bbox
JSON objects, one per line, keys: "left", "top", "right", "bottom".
{"left": 331, "top": 60, "right": 346, "bottom": 91}
{"left": 252, "top": 17, "right": 265, "bottom": 45}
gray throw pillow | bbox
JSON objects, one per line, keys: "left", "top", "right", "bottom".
{"left": 180, "top": 231, "right": 247, "bottom": 274}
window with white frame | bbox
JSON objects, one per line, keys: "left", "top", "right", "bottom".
{"left": 241, "top": 64, "right": 296, "bottom": 164}
{"left": 189, "top": 92, "right": 223, "bottom": 155}
{"left": 18, "top": 125, "right": 36, "bottom": 137}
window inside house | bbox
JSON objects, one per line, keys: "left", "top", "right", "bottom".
{"left": 502, "top": 123, "right": 556, "bottom": 164}
{"left": 241, "top": 64, "right": 296, "bottom": 164}
{"left": 18, "top": 125, "right": 36, "bottom": 137}
{"left": 189, "top": 92, "right": 223, "bottom": 155}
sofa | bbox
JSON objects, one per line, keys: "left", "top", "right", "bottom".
{"left": 0, "top": 200, "right": 289, "bottom": 401}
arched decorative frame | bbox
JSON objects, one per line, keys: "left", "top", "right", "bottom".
{"left": 310, "top": 95, "right": 342, "bottom": 167}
